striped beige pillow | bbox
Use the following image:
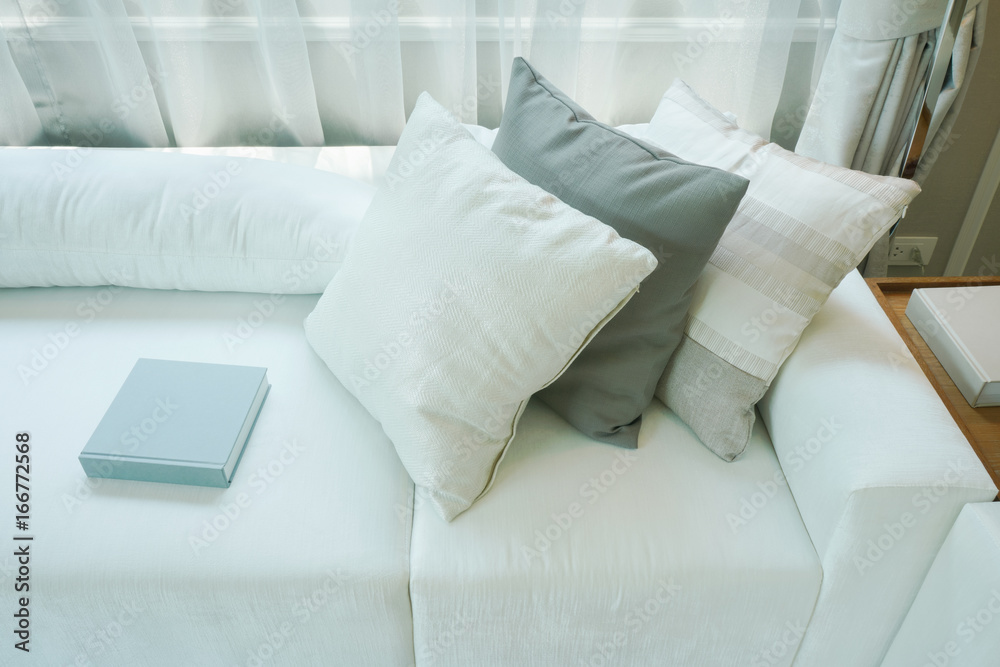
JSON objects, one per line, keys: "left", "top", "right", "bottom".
{"left": 643, "top": 80, "right": 921, "bottom": 461}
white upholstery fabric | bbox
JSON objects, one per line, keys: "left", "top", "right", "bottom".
{"left": 305, "top": 93, "right": 656, "bottom": 522}
{"left": 0, "top": 148, "right": 375, "bottom": 293}
{"left": 758, "top": 269, "right": 998, "bottom": 667}
{"left": 0, "top": 287, "right": 415, "bottom": 666}
{"left": 409, "top": 399, "right": 822, "bottom": 666}
{"left": 882, "top": 502, "right": 1000, "bottom": 667}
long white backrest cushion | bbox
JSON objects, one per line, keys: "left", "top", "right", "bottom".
{"left": 0, "top": 148, "right": 375, "bottom": 293}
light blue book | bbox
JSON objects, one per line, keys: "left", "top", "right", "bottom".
{"left": 79, "top": 358, "right": 270, "bottom": 488}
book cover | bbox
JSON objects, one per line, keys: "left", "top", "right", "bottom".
{"left": 906, "top": 286, "right": 1000, "bottom": 408}
{"left": 79, "top": 358, "right": 270, "bottom": 487}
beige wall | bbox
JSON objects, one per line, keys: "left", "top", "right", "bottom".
{"left": 889, "top": 2, "right": 1000, "bottom": 277}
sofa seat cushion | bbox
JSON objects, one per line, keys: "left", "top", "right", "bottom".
{"left": 0, "top": 286, "right": 415, "bottom": 666}
{"left": 409, "top": 399, "right": 822, "bottom": 667}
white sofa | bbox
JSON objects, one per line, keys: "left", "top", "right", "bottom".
{"left": 881, "top": 502, "right": 1000, "bottom": 666}
{"left": 1, "top": 144, "right": 996, "bottom": 667}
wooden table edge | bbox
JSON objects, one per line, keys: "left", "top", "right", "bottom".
{"left": 865, "top": 276, "right": 1000, "bottom": 498}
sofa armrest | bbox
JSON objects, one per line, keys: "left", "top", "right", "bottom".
{"left": 758, "top": 270, "right": 997, "bottom": 667}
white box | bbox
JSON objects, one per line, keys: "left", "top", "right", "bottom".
{"left": 906, "top": 285, "right": 1000, "bottom": 408}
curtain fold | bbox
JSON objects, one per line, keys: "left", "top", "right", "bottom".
{"left": 0, "top": 0, "right": 168, "bottom": 146}
{"left": 0, "top": 0, "right": 812, "bottom": 147}
{"left": 0, "top": 21, "right": 41, "bottom": 145}
{"left": 914, "top": 4, "right": 984, "bottom": 183}
{"left": 794, "top": 0, "right": 987, "bottom": 276}
{"left": 136, "top": 0, "right": 324, "bottom": 146}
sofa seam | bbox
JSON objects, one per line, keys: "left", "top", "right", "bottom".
{"left": 843, "top": 481, "right": 999, "bottom": 495}
{"left": 969, "top": 505, "right": 1000, "bottom": 553}
{"left": 405, "top": 481, "right": 417, "bottom": 667}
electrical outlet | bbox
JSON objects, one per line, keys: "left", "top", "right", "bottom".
{"left": 888, "top": 236, "right": 937, "bottom": 266}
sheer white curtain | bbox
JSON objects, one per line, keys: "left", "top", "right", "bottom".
{"left": 0, "top": 0, "right": 813, "bottom": 148}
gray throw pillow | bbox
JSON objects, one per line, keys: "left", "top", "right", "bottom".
{"left": 492, "top": 57, "right": 749, "bottom": 447}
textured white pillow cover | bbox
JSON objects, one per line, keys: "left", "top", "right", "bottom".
{"left": 0, "top": 148, "right": 375, "bottom": 293}
{"left": 304, "top": 93, "right": 657, "bottom": 521}
{"left": 642, "top": 80, "right": 921, "bottom": 460}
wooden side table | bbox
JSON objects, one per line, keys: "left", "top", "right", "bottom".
{"left": 867, "top": 276, "right": 1000, "bottom": 496}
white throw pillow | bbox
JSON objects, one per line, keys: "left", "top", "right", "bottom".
{"left": 304, "top": 93, "right": 657, "bottom": 521}
{"left": 642, "top": 80, "right": 922, "bottom": 461}
{"left": 0, "top": 148, "right": 375, "bottom": 293}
